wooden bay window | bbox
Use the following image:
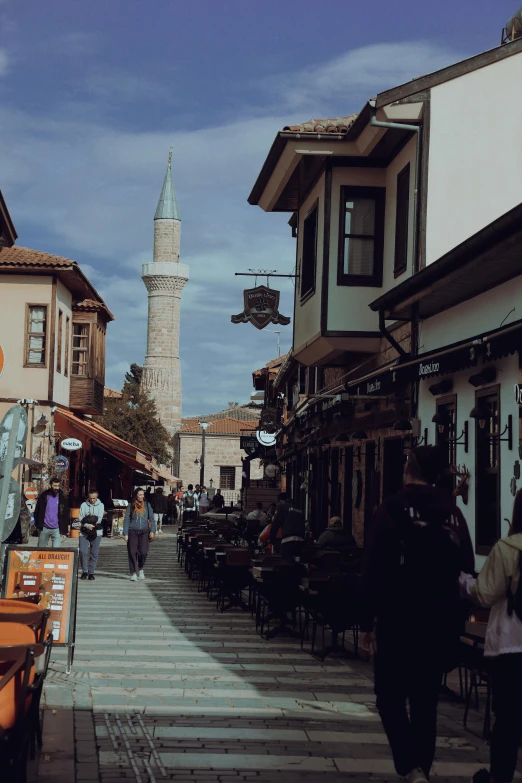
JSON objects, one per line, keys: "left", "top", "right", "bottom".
{"left": 337, "top": 186, "right": 385, "bottom": 287}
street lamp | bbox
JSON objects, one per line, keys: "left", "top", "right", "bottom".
{"left": 198, "top": 422, "right": 211, "bottom": 487}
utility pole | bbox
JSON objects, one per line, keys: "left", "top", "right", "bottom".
{"left": 198, "top": 422, "right": 210, "bottom": 487}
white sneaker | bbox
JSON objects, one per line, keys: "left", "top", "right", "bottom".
{"left": 130, "top": 573, "right": 138, "bottom": 582}
{"left": 406, "top": 770, "right": 429, "bottom": 783}
{"left": 138, "top": 570, "right": 145, "bottom": 580}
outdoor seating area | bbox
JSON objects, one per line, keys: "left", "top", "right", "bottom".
{"left": 0, "top": 598, "right": 53, "bottom": 782}
{"left": 177, "top": 516, "right": 492, "bottom": 734}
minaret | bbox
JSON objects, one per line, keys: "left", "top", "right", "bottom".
{"left": 142, "top": 151, "right": 189, "bottom": 437}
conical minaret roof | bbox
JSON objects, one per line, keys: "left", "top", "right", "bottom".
{"left": 154, "top": 151, "right": 180, "bottom": 221}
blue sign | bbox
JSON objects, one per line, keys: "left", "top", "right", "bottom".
{"left": 53, "top": 455, "right": 69, "bottom": 473}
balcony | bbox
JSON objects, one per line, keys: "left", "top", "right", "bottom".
{"left": 70, "top": 377, "right": 104, "bottom": 415}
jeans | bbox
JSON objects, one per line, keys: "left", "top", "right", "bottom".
{"left": 374, "top": 630, "right": 443, "bottom": 778}
{"left": 154, "top": 512, "right": 164, "bottom": 528}
{"left": 280, "top": 540, "right": 304, "bottom": 561}
{"left": 127, "top": 530, "right": 149, "bottom": 573}
{"left": 490, "top": 653, "right": 522, "bottom": 782}
{"left": 79, "top": 535, "right": 102, "bottom": 574}
{"left": 38, "top": 527, "right": 62, "bottom": 548}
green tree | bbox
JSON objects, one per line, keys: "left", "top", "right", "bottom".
{"left": 97, "top": 363, "right": 172, "bottom": 466}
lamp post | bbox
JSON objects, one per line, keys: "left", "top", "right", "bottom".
{"left": 198, "top": 422, "right": 210, "bottom": 487}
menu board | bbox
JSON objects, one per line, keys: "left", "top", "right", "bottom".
{"left": 2, "top": 547, "right": 78, "bottom": 646}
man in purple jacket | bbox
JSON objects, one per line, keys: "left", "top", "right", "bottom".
{"left": 35, "top": 477, "right": 70, "bottom": 547}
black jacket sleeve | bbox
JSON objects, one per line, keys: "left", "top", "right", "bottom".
{"left": 360, "top": 503, "right": 398, "bottom": 632}
{"left": 270, "top": 507, "right": 284, "bottom": 543}
{"left": 58, "top": 492, "right": 70, "bottom": 536}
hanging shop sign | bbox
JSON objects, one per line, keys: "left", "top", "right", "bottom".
{"left": 256, "top": 430, "right": 277, "bottom": 447}
{"left": 0, "top": 344, "right": 4, "bottom": 378}
{"left": 60, "top": 438, "right": 82, "bottom": 451}
{"left": 52, "top": 455, "right": 69, "bottom": 473}
{"left": 264, "top": 463, "right": 277, "bottom": 478}
{"left": 1, "top": 546, "right": 79, "bottom": 673}
{"left": 231, "top": 286, "right": 290, "bottom": 331}
{"left": 240, "top": 436, "right": 259, "bottom": 455}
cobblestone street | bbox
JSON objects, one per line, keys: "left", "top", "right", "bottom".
{"left": 33, "top": 533, "right": 497, "bottom": 783}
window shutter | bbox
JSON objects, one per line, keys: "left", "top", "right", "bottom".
{"left": 394, "top": 164, "right": 410, "bottom": 276}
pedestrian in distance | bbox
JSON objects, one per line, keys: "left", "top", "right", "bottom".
{"left": 212, "top": 488, "right": 225, "bottom": 511}
{"left": 35, "top": 477, "right": 69, "bottom": 548}
{"left": 123, "top": 488, "right": 156, "bottom": 581}
{"left": 269, "top": 493, "right": 305, "bottom": 560}
{"left": 78, "top": 489, "right": 105, "bottom": 581}
{"left": 461, "top": 488, "right": 522, "bottom": 783}
{"left": 360, "top": 446, "right": 474, "bottom": 783}
{"left": 182, "top": 484, "right": 199, "bottom": 523}
{"left": 199, "top": 486, "right": 209, "bottom": 516}
{"left": 151, "top": 486, "right": 168, "bottom": 534}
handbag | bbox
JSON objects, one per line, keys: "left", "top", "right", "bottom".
{"left": 81, "top": 514, "right": 101, "bottom": 542}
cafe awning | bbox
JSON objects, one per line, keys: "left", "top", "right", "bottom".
{"left": 55, "top": 408, "right": 156, "bottom": 476}
{"left": 370, "top": 202, "right": 522, "bottom": 321}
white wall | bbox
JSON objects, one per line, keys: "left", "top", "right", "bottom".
{"left": 426, "top": 52, "right": 522, "bottom": 265}
{"left": 420, "top": 275, "right": 522, "bottom": 353}
{"left": 53, "top": 280, "right": 72, "bottom": 406}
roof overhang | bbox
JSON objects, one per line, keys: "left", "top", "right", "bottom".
{"left": 370, "top": 202, "right": 522, "bottom": 321}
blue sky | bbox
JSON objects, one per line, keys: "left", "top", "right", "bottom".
{"left": 0, "top": 0, "right": 514, "bottom": 415}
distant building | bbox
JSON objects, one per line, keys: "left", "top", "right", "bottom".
{"left": 173, "top": 403, "right": 263, "bottom": 501}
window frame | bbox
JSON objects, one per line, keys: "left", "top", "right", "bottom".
{"left": 56, "top": 309, "right": 63, "bottom": 373}
{"left": 219, "top": 466, "right": 236, "bottom": 491}
{"left": 300, "top": 200, "right": 318, "bottom": 302}
{"left": 435, "top": 394, "right": 457, "bottom": 494}
{"left": 475, "top": 385, "right": 501, "bottom": 555}
{"left": 64, "top": 316, "right": 70, "bottom": 378}
{"left": 337, "top": 185, "right": 386, "bottom": 288}
{"left": 24, "top": 304, "right": 48, "bottom": 368}
{"left": 72, "top": 321, "right": 91, "bottom": 378}
{"left": 394, "top": 163, "right": 410, "bottom": 278}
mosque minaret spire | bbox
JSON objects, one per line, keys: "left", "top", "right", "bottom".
{"left": 141, "top": 150, "right": 188, "bottom": 437}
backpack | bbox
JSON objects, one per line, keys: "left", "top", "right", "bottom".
{"left": 507, "top": 551, "right": 522, "bottom": 621}
{"left": 184, "top": 492, "right": 195, "bottom": 509}
{"left": 384, "top": 496, "right": 464, "bottom": 623}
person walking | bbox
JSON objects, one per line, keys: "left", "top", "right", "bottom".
{"left": 151, "top": 486, "right": 168, "bottom": 534}
{"left": 461, "top": 489, "right": 522, "bottom": 783}
{"left": 182, "top": 484, "right": 198, "bottom": 523}
{"left": 35, "top": 477, "right": 70, "bottom": 548}
{"left": 78, "top": 489, "right": 105, "bottom": 581}
{"left": 123, "top": 488, "right": 156, "bottom": 581}
{"left": 269, "top": 493, "right": 305, "bottom": 560}
{"left": 360, "top": 446, "right": 474, "bottom": 783}
{"left": 199, "top": 486, "right": 209, "bottom": 516}
{"left": 212, "top": 488, "right": 225, "bottom": 511}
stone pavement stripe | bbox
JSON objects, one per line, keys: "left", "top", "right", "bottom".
{"left": 130, "top": 752, "right": 338, "bottom": 771}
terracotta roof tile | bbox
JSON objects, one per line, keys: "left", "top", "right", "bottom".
{"left": 179, "top": 417, "right": 258, "bottom": 435}
{"left": 283, "top": 115, "right": 358, "bottom": 134}
{"left": 0, "top": 245, "right": 75, "bottom": 268}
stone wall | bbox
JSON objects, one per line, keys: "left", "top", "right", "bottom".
{"left": 153, "top": 219, "right": 180, "bottom": 263}
{"left": 177, "top": 433, "right": 263, "bottom": 492}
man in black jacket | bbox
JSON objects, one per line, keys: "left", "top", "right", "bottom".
{"left": 270, "top": 493, "right": 305, "bottom": 559}
{"left": 34, "top": 477, "right": 70, "bottom": 547}
{"left": 360, "top": 446, "right": 474, "bottom": 783}
{"left": 151, "top": 487, "right": 169, "bottom": 534}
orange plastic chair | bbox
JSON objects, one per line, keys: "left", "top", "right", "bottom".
{"left": 0, "top": 624, "right": 43, "bottom": 730}
{"left": 0, "top": 599, "right": 50, "bottom": 644}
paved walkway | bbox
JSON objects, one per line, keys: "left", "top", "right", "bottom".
{"left": 35, "top": 533, "right": 498, "bottom": 782}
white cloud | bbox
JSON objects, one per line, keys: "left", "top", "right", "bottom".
{"left": 271, "top": 40, "right": 468, "bottom": 115}
{"left": 0, "top": 37, "right": 467, "bottom": 415}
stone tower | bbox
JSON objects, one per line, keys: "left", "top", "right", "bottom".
{"left": 141, "top": 152, "right": 189, "bottom": 437}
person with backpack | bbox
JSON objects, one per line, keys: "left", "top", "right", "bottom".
{"left": 151, "top": 486, "right": 168, "bottom": 534}
{"left": 460, "top": 489, "right": 522, "bottom": 783}
{"left": 360, "top": 446, "right": 474, "bottom": 783}
{"left": 182, "top": 484, "right": 198, "bottom": 523}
